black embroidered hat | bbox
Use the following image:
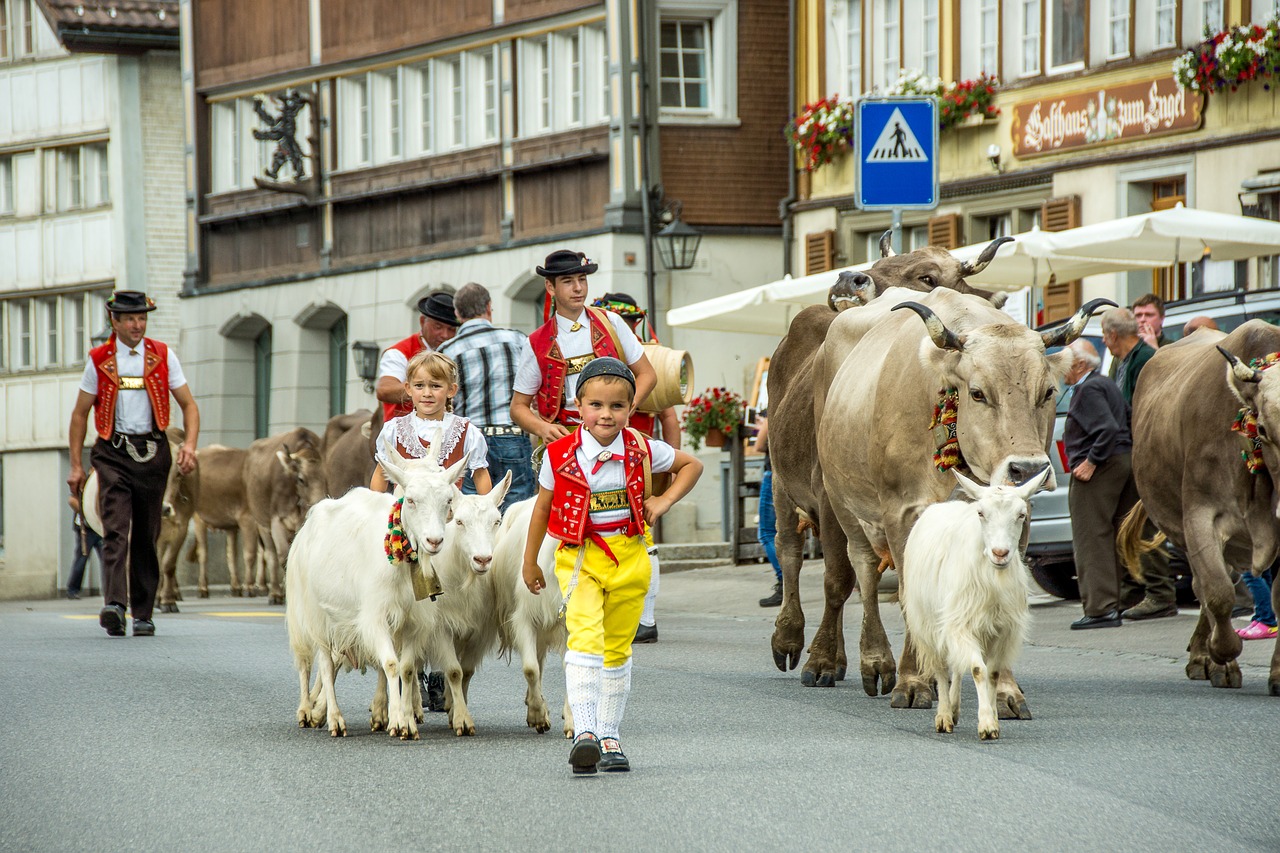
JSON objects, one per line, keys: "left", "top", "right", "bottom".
{"left": 577, "top": 356, "right": 635, "bottom": 391}
{"left": 105, "top": 290, "right": 157, "bottom": 314}
{"left": 416, "top": 291, "right": 459, "bottom": 327}
{"left": 536, "top": 249, "right": 599, "bottom": 278}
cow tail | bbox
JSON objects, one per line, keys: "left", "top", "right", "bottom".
{"left": 1117, "top": 500, "right": 1165, "bottom": 582}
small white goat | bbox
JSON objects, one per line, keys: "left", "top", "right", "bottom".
{"left": 286, "top": 453, "right": 468, "bottom": 739}
{"left": 491, "top": 497, "right": 574, "bottom": 738}
{"left": 901, "top": 467, "right": 1050, "bottom": 740}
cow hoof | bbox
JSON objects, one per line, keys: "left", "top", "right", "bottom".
{"left": 198, "top": 589, "right": 209, "bottom": 599}
{"left": 835, "top": 664, "right": 847, "bottom": 681}
{"left": 860, "top": 661, "right": 897, "bottom": 697}
{"left": 815, "top": 671, "right": 836, "bottom": 688}
{"left": 269, "top": 594, "right": 285, "bottom": 606}
{"left": 772, "top": 648, "right": 800, "bottom": 672}
{"left": 1186, "top": 656, "right": 1211, "bottom": 681}
{"left": 998, "top": 698, "right": 1032, "bottom": 720}
{"left": 889, "top": 680, "right": 935, "bottom": 710}
{"left": 1208, "top": 662, "right": 1242, "bottom": 689}
{"left": 175, "top": 590, "right": 184, "bottom": 602}
{"left": 160, "top": 603, "right": 179, "bottom": 614}
{"left": 1269, "top": 679, "right": 1280, "bottom": 697}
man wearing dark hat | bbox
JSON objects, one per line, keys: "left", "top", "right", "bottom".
{"left": 66, "top": 290, "right": 200, "bottom": 638}
{"left": 375, "top": 289, "right": 460, "bottom": 421}
{"left": 511, "top": 251, "right": 657, "bottom": 442}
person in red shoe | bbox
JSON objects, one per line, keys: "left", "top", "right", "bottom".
{"left": 67, "top": 291, "right": 199, "bottom": 638}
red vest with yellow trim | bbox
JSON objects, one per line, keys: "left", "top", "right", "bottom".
{"left": 546, "top": 428, "right": 649, "bottom": 545}
{"left": 89, "top": 335, "right": 171, "bottom": 440}
{"left": 381, "top": 335, "right": 428, "bottom": 422}
{"left": 527, "top": 309, "right": 623, "bottom": 426}
{"left": 629, "top": 412, "right": 656, "bottom": 437}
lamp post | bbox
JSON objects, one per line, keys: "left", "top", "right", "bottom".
{"left": 655, "top": 216, "right": 703, "bottom": 271}
{"left": 351, "top": 340, "right": 381, "bottom": 393}
{"left": 91, "top": 326, "right": 111, "bottom": 347}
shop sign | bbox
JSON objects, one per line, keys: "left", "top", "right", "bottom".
{"left": 1010, "top": 77, "right": 1202, "bottom": 158}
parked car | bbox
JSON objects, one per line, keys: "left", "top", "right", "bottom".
{"left": 1025, "top": 287, "right": 1280, "bottom": 599}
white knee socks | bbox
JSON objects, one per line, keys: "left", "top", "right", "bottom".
{"left": 597, "top": 659, "right": 632, "bottom": 740}
{"left": 639, "top": 547, "right": 660, "bottom": 627}
{"left": 564, "top": 650, "right": 604, "bottom": 735}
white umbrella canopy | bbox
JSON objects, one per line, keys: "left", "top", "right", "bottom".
{"left": 958, "top": 229, "right": 1166, "bottom": 289}
{"left": 1047, "top": 204, "right": 1280, "bottom": 264}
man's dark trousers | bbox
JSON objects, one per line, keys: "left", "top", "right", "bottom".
{"left": 90, "top": 434, "right": 170, "bottom": 621}
{"left": 1069, "top": 452, "right": 1143, "bottom": 617}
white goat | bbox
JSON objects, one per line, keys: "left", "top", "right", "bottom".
{"left": 901, "top": 467, "right": 1050, "bottom": 740}
{"left": 491, "top": 497, "right": 575, "bottom": 739}
{"left": 285, "top": 453, "right": 468, "bottom": 739}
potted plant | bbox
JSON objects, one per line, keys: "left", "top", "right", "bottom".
{"left": 1174, "top": 19, "right": 1280, "bottom": 95}
{"left": 681, "top": 387, "right": 746, "bottom": 450}
{"left": 784, "top": 95, "right": 855, "bottom": 172}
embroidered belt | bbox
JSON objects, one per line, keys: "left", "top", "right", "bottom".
{"left": 479, "top": 425, "right": 524, "bottom": 437}
{"left": 589, "top": 489, "right": 629, "bottom": 512}
{"left": 565, "top": 354, "right": 594, "bottom": 375}
{"left": 118, "top": 376, "right": 146, "bottom": 390}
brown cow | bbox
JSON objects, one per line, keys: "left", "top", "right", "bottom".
{"left": 323, "top": 409, "right": 377, "bottom": 498}
{"left": 187, "top": 445, "right": 259, "bottom": 597}
{"left": 244, "top": 428, "right": 327, "bottom": 605}
{"left": 156, "top": 427, "right": 198, "bottom": 613}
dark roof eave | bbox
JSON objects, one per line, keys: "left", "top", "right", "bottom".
{"left": 55, "top": 26, "right": 178, "bottom": 54}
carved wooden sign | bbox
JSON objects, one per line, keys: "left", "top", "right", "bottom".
{"left": 1010, "top": 77, "right": 1203, "bottom": 158}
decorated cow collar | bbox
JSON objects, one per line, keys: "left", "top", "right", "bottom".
{"left": 1232, "top": 351, "right": 1280, "bottom": 474}
{"left": 931, "top": 387, "right": 963, "bottom": 472}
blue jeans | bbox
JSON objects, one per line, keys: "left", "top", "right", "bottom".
{"left": 758, "top": 469, "right": 782, "bottom": 582}
{"left": 1242, "top": 567, "right": 1276, "bottom": 627}
{"left": 462, "top": 433, "right": 535, "bottom": 513}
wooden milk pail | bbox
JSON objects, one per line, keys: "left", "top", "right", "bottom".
{"left": 640, "top": 343, "right": 693, "bottom": 413}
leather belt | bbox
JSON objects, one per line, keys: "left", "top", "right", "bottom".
{"left": 479, "top": 425, "right": 524, "bottom": 437}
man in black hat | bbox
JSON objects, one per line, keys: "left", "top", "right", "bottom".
{"left": 376, "top": 289, "right": 460, "bottom": 422}
{"left": 511, "top": 250, "right": 656, "bottom": 442}
{"left": 67, "top": 290, "right": 200, "bottom": 638}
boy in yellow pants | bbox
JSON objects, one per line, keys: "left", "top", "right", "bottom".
{"left": 522, "top": 357, "right": 702, "bottom": 774}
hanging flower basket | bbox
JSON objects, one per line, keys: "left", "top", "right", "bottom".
{"left": 1173, "top": 19, "right": 1280, "bottom": 95}
{"left": 681, "top": 387, "right": 745, "bottom": 451}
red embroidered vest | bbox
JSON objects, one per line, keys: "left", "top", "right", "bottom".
{"left": 527, "top": 308, "right": 623, "bottom": 426}
{"left": 629, "top": 412, "right": 656, "bottom": 437}
{"left": 89, "top": 335, "right": 170, "bottom": 440}
{"left": 391, "top": 417, "right": 471, "bottom": 487}
{"left": 545, "top": 428, "right": 649, "bottom": 545}
{"left": 381, "top": 335, "right": 428, "bottom": 422}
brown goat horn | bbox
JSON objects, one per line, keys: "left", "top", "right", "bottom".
{"left": 879, "top": 230, "right": 896, "bottom": 258}
{"left": 1218, "top": 345, "right": 1263, "bottom": 383}
{"left": 958, "top": 236, "right": 1014, "bottom": 276}
{"left": 1039, "top": 298, "right": 1117, "bottom": 349}
{"left": 893, "top": 301, "right": 965, "bottom": 351}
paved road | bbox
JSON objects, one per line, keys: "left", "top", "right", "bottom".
{"left": 2, "top": 562, "right": 1277, "bottom": 853}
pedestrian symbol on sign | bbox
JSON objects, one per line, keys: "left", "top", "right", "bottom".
{"left": 866, "top": 108, "right": 927, "bottom": 162}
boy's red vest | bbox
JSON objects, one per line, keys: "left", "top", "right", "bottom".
{"left": 89, "top": 335, "right": 170, "bottom": 440}
{"left": 381, "top": 335, "right": 428, "bottom": 421}
{"left": 527, "top": 308, "right": 623, "bottom": 425}
{"left": 546, "top": 428, "right": 649, "bottom": 545}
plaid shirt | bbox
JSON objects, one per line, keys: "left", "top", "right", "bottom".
{"left": 437, "top": 319, "right": 530, "bottom": 427}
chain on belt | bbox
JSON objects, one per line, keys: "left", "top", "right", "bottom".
{"left": 110, "top": 432, "right": 159, "bottom": 463}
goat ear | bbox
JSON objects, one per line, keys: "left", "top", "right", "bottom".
{"left": 490, "top": 470, "right": 513, "bottom": 508}
{"left": 378, "top": 436, "right": 409, "bottom": 488}
{"left": 443, "top": 456, "right": 469, "bottom": 486}
{"left": 951, "top": 469, "right": 985, "bottom": 501}
{"left": 1015, "top": 465, "right": 1053, "bottom": 500}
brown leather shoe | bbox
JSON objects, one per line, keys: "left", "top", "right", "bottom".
{"left": 1121, "top": 599, "right": 1178, "bottom": 621}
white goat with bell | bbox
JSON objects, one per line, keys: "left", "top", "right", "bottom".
{"left": 286, "top": 451, "right": 468, "bottom": 739}
{"left": 901, "top": 467, "right": 1050, "bottom": 741}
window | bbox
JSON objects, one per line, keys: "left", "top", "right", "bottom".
{"left": 254, "top": 327, "right": 272, "bottom": 439}
{"left": 354, "top": 76, "right": 370, "bottom": 164}
{"left": 0, "top": 155, "right": 12, "bottom": 215}
{"left": 18, "top": 0, "right": 33, "bottom": 57}
{"left": 1256, "top": 1, "right": 1279, "bottom": 25}
{"left": 1020, "top": 0, "right": 1041, "bottom": 76}
{"left": 0, "top": 454, "right": 5, "bottom": 556}
{"left": 447, "top": 56, "right": 465, "bottom": 148}
{"left": 660, "top": 20, "right": 710, "bottom": 110}
{"left": 1155, "top": 0, "right": 1177, "bottom": 49}
{"left": 0, "top": 1, "right": 9, "bottom": 61}
{"left": 568, "top": 31, "right": 583, "bottom": 125}
{"left": 1201, "top": 0, "right": 1223, "bottom": 34}
{"left": 481, "top": 48, "right": 498, "bottom": 141}
{"left": 38, "top": 296, "right": 58, "bottom": 367}
{"left": 922, "top": 0, "right": 939, "bottom": 77}
{"left": 12, "top": 298, "right": 31, "bottom": 369}
{"left": 51, "top": 144, "right": 109, "bottom": 211}
{"left": 419, "top": 64, "right": 434, "bottom": 154}
{"left": 843, "top": 0, "right": 863, "bottom": 95}
{"left": 385, "top": 69, "right": 403, "bottom": 159}
{"left": 979, "top": 0, "right": 998, "bottom": 75}
{"left": 329, "top": 316, "right": 347, "bottom": 419}
{"left": 1108, "top": 0, "right": 1129, "bottom": 59}
{"left": 1046, "top": 0, "right": 1083, "bottom": 72}
{"left": 597, "top": 26, "right": 610, "bottom": 118}
{"left": 880, "top": 0, "right": 900, "bottom": 85}
{"left": 64, "top": 293, "right": 86, "bottom": 365}
{"left": 0, "top": 302, "right": 5, "bottom": 370}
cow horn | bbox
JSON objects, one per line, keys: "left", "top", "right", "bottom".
{"left": 958, "top": 236, "right": 1014, "bottom": 276}
{"left": 1039, "top": 298, "right": 1118, "bottom": 349}
{"left": 879, "top": 230, "right": 896, "bottom": 258}
{"left": 892, "top": 301, "right": 965, "bottom": 351}
{"left": 1218, "top": 345, "right": 1263, "bottom": 383}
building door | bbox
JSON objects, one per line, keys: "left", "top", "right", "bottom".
{"left": 1151, "top": 178, "right": 1187, "bottom": 301}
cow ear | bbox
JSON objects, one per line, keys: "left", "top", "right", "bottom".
{"left": 275, "top": 449, "right": 296, "bottom": 475}
{"left": 1046, "top": 349, "right": 1075, "bottom": 384}
{"left": 919, "top": 338, "right": 964, "bottom": 387}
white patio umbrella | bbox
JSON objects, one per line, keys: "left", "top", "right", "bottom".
{"left": 958, "top": 229, "right": 1166, "bottom": 289}
{"left": 1046, "top": 204, "right": 1280, "bottom": 264}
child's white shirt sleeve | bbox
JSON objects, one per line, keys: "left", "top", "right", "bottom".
{"left": 537, "top": 454, "right": 555, "bottom": 491}
{"left": 647, "top": 438, "right": 676, "bottom": 474}
{"left": 464, "top": 424, "right": 490, "bottom": 471}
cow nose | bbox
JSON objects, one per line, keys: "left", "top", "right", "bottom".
{"left": 991, "top": 548, "right": 1010, "bottom": 564}
{"left": 161, "top": 503, "right": 174, "bottom": 518}
{"left": 1006, "top": 461, "right": 1046, "bottom": 486}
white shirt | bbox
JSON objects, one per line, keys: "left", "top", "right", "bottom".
{"left": 374, "top": 412, "right": 489, "bottom": 473}
{"left": 377, "top": 335, "right": 432, "bottom": 383}
{"left": 513, "top": 309, "right": 645, "bottom": 416}
{"left": 79, "top": 340, "right": 188, "bottom": 435}
{"left": 538, "top": 430, "right": 675, "bottom": 527}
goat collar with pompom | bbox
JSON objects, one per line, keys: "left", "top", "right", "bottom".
{"left": 930, "top": 387, "right": 964, "bottom": 472}
{"left": 384, "top": 498, "right": 417, "bottom": 564}
{"left": 1232, "top": 351, "right": 1280, "bottom": 474}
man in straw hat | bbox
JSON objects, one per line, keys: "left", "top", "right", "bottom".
{"left": 511, "top": 250, "right": 657, "bottom": 443}
{"left": 67, "top": 290, "right": 200, "bottom": 638}
{"left": 376, "top": 289, "right": 460, "bottom": 422}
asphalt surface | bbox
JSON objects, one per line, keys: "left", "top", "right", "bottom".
{"left": 1, "top": 561, "right": 1277, "bottom": 853}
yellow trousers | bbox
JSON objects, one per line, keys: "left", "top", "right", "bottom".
{"left": 555, "top": 531, "right": 652, "bottom": 668}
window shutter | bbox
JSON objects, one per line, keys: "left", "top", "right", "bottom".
{"left": 805, "top": 230, "right": 836, "bottom": 275}
{"left": 927, "top": 213, "right": 962, "bottom": 249}
{"left": 1040, "top": 196, "right": 1082, "bottom": 322}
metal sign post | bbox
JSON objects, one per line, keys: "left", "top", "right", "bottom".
{"left": 854, "top": 97, "right": 940, "bottom": 252}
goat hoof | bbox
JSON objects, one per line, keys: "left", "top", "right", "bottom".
{"left": 269, "top": 594, "right": 285, "bottom": 606}
{"left": 1208, "top": 662, "right": 1242, "bottom": 689}
{"left": 979, "top": 727, "right": 1000, "bottom": 741}
{"left": 370, "top": 719, "right": 386, "bottom": 733}
{"left": 934, "top": 717, "right": 954, "bottom": 734}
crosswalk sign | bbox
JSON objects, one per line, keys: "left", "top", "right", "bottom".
{"left": 856, "top": 97, "right": 939, "bottom": 210}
